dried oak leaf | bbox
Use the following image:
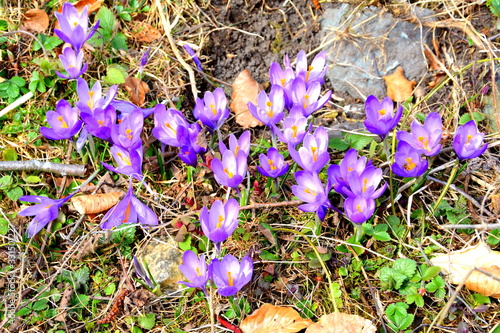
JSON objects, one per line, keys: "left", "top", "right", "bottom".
{"left": 230, "top": 69, "right": 264, "bottom": 128}
{"left": 430, "top": 242, "right": 500, "bottom": 298}
{"left": 123, "top": 76, "right": 149, "bottom": 106}
{"left": 305, "top": 313, "right": 376, "bottom": 333}
{"left": 382, "top": 66, "right": 416, "bottom": 103}
{"left": 131, "top": 21, "right": 162, "bottom": 43}
{"left": 71, "top": 192, "right": 123, "bottom": 215}
{"left": 239, "top": 303, "right": 312, "bottom": 333}
{"left": 72, "top": 0, "right": 103, "bottom": 13}
{"left": 22, "top": 9, "right": 49, "bottom": 33}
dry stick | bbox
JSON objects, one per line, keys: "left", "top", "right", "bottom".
{"left": 0, "top": 160, "right": 86, "bottom": 176}
{"left": 155, "top": 0, "right": 198, "bottom": 99}
{"left": 240, "top": 200, "right": 302, "bottom": 211}
{"left": 1, "top": 30, "right": 49, "bottom": 59}
{"left": 0, "top": 91, "right": 34, "bottom": 118}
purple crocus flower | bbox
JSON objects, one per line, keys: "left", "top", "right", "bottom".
{"left": 40, "top": 99, "right": 82, "bottom": 140}
{"left": 111, "top": 100, "right": 155, "bottom": 118}
{"left": 80, "top": 105, "right": 117, "bottom": 141}
{"left": 133, "top": 256, "right": 155, "bottom": 289}
{"left": 199, "top": 199, "right": 239, "bottom": 243}
{"left": 75, "top": 78, "right": 118, "bottom": 115}
{"left": 209, "top": 255, "right": 253, "bottom": 297}
{"left": 178, "top": 250, "right": 209, "bottom": 294}
{"left": 327, "top": 149, "right": 373, "bottom": 197}
{"left": 272, "top": 106, "right": 309, "bottom": 147}
{"left": 397, "top": 112, "right": 443, "bottom": 156}
{"left": 100, "top": 182, "right": 158, "bottom": 229}
{"left": 219, "top": 131, "right": 251, "bottom": 158}
{"left": 453, "top": 120, "right": 488, "bottom": 160}
{"left": 292, "top": 171, "right": 332, "bottom": 221}
{"left": 247, "top": 85, "right": 285, "bottom": 126}
{"left": 192, "top": 88, "right": 230, "bottom": 132}
{"left": 54, "top": 2, "right": 99, "bottom": 51}
{"left": 290, "top": 78, "right": 331, "bottom": 117}
{"left": 295, "top": 50, "right": 328, "bottom": 87}
{"left": 18, "top": 192, "right": 76, "bottom": 237}
{"left": 344, "top": 195, "right": 376, "bottom": 224}
{"left": 111, "top": 109, "right": 143, "bottom": 149}
{"left": 289, "top": 126, "right": 329, "bottom": 173}
{"left": 364, "top": 95, "right": 403, "bottom": 140}
{"left": 152, "top": 104, "right": 190, "bottom": 147}
{"left": 269, "top": 61, "right": 295, "bottom": 108}
{"left": 140, "top": 47, "right": 150, "bottom": 67}
{"left": 344, "top": 167, "right": 387, "bottom": 199}
{"left": 392, "top": 141, "right": 428, "bottom": 178}
{"left": 182, "top": 44, "right": 203, "bottom": 71}
{"left": 257, "top": 147, "right": 289, "bottom": 178}
{"left": 176, "top": 123, "right": 207, "bottom": 167}
{"left": 211, "top": 150, "right": 248, "bottom": 188}
{"left": 56, "top": 46, "right": 88, "bottom": 79}
{"left": 101, "top": 143, "right": 143, "bottom": 180}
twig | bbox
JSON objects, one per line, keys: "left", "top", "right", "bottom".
{"left": 0, "top": 92, "right": 34, "bottom": 118}
{"left": 1, "top": 30, "right": 48, "bottom": 59}
{"left": 239, "top": 200, "right": 302, "bottom": 210}
{"left": 440, "top": 222, "right": 500, "bottom": 230}
{"left": 0, "top": 160, "right": 86, "bottom": 176}
{"left": 155, "top": 0, "right": 199, "bottom": 99}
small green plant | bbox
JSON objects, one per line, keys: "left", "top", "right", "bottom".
{"left": 362, "top": 222, "right": 391, "bottom": 241}
{"left": 114, "top": 0, "right": 150, "bottom": 21}
{"left": 89, "top": 6, "right": 128, "bottom": 51}
{"left": 0, "top": 174, "right": 24, "bottom": 201}
{"left": 487, "top": 0, "right": 500, "bottom": 18}
{"left": 0, "top": 76, "right": 27, "bottom": 102}
{"left": 224, "top": 297, "right": 251, "bottom": 321}
{"left": 385, "top": 302, "right": 414, "bottom": 332}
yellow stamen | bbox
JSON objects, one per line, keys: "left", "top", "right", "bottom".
{"left": 117, "top": 152, "right": 132, "bottom": 165}
{"left": 195, "top": 267, "right": 202, "bottom": 276}
{"left": 57, "top": 116, "right": 69, "bottom": 128}
{"left": 268, "top": 159, "right": 277, "bottom": 171}
{"left": 303, "top": 95, "right": 310, "bottom": 109}
{"left": 216, "top": 215, "right": 224, "bottom": 228}
{"left": 234, "top": 145, "right": 240, "bottom": 156}
{"left": 291, "top": 125, "right": 298, "bottom": 138}
{"left": 403, "top": 157, "right": 416, "bottom": 171}
{"left": 466, "top": 134, "right": 473, "bottom": 144}
{"left": 209, "top": 103, "right": 217, "bottom": 116}
{"left": 356, "top": 204, "right": 362, "bottom": 213}
{"left": 165, "top": 123, "right": 177, "bottom": 135}
{"left": 97, "top": 120, "right": 104, "bottom": 126}
{"left": 306, "top": 65, "right": 313, "bottom": 82}
{"left": 311, "top": 146, "right": 318, "bottom": 162}
{"left": 223, "top": 168, "right": 234, "bottom": 178}
{"left": 362, "top": 178, "right": 368, "bottom": 193}
{"left": 304, "top": 188, "right": 317, "bottom": 196}
{"left": 227, "top": 271, "right": 234, "bottom": 286}
{"left": 125, "top": 128, "right": 133, "bottom": 140}
{"left": 347, "top": 167, "right": 353, "bottom": 171}
{"left": 280, "top": 78, "right": 286, "bottom": 86}
{"left": 378, "top": 109, "right": 386, "bottom": 116}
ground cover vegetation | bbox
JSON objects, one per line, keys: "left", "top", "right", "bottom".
{"left": 1, "top": 0, "right": 500, "bottom": 332}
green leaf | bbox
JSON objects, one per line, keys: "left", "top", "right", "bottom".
{"left": 33, "top": 35, "right": 63, "bottom": 51}
{"left": 16, "top": 307, "right": 31, "bottom": 316}
{"left": 489, "top": 0, "right": 500, "bottom": 18}
{"left": 73, "top": 294, "right": 90, "bottom": 307}
{"left": 6, "top": 186, "right": 23, "bottom": 201}
{"left": 345, "top": 133, "right": 374, "bottom": 150}
{"left": 103, "top": 283, "right": 116, "bottom": 296}
{"left": 362, "top": 223, "right": 374, "bottom": 236}
{"left": 0, "top": 175, "right": 13, "bottom": 189}
{"left": 425, "top": 275, "right": 445, "bottom": 292}
{"left": 373, "top": 231, "right": 391, "bottom": 242}
{"left": 178, "top": 234, "right": 192, "bottom": 251}
{"left": 6, "top": 82, "right": 20, "bottom": 98}
{"left": 393, "top": 258, "right": 417, "bottom": 279}
{"left": 137, "top": 313, "right": 156, "bottom": 330}
{"left": 0, "top": 218, "right": 8, "bottom": 235}
{"left": 24, "top": 175, "right": 42, "bottom": 184}
{"left": 111, "top": 224, "right": 136, "bottom": 245}
{"left": 96, "top": 6, "right": 116, "bottom": 32}
{"left": 73, "top": 266, "right": 90, "bottom": 289}
{"left": 406, "top": 292, "right": 424, "bottom": 307}
{"left": 421, "top": 266, "right": 440, "bottom": 281}
{"left": 10, "top": 76, "right": 26, "bottom": 87}
{"left": 102, "top": 64, "right": 127, "bottom": 85}
{"left": 131, "top": 327, "right": 143, "bottom": 333}
{"left": 0, "top": 20, "right": 7, "bottom": 31}
{"left": 473, "top": 293, "right": 491, "bottom": 305}
{"left": 32, "top": 299, "right": 49, "bottom": 311}
{"left": 328, "top": 137, "right": 349, "bottom": 151}
{"left": 458, "top": 112, "right": 486, "bottom": 125}
{"left": 111, "top": 33, "right": 128, "bottom": 51}
{"left": 259, "top": 250, "right": 280, "bottom": 261}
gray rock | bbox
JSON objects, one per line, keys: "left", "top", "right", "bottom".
{"left": 320, "top": 4, "right": 435, "bottom": 99}
{"left": 139, "top": 238, "right": 184, "bottom": 294}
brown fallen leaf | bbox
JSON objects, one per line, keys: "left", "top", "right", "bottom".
{"left": 230, "top": 69, "right": 264, "bottom": 128}
{"left": 490, "top": 194, "right": 500, "bottom": 214}
{"left": 123, "top": 76, "right": 149, "bottom": 106}
{"left": 72, "top": 0, "right": 103, "bottom": 13}
{"left": 131, "top": 21, "right": 162, "bottom": 42}
{"left": 22, "top": 9, "right": 49, "bottom": 33}
{"left": 305, "top": 312, "right": 377, "bottom": 333}
{"left": 240, "top": 303, "right": 312, "bottom": 333}
{"left": 382, "top": 66, "right": 416, "bottom": 103}
{"left": 423, "top": 49, "right": 442, "bottom": 71}
{"left": 55, "top": 283, "right": 73, "bottom": 322}
{"left": 71, "top": 192, "right": 123, "bottom": 215}
{"left": 430, "top": 242, "right": 500, "bottom": 298}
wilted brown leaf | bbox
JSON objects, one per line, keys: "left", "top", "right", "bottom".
{"left": 230, "top": 69, "right": 264, "bottom": 128}
{"left": 490, "top": 194, "right": 500, "bottom": 214}
{"left": 23, "top": 9, "right": 49, "bottom": 33}
{"left": 71, "top": 192, "right": 123, "bottom": 215}
{"left": 382, "top": 66, "right": 416, "bottom": 103}
{"left": 424, "top": 49, "right": 442, "bottom": 71}
{"left": 72, "top": 0, "right": 103, "bottom": 13}
{"left": 123, "top": 76, "right": 149, "bottom": 106}
{"left": 131, "top": 21, "right": 162, "bottom": 42}
{"left": 430, "top": 242, "right": 500, "bottom": 298}
{"left": 305, "top": 313, "right": 377, "bottom": 333}
{"left": 240, "top": 303, "right": 312, "bottom": 333}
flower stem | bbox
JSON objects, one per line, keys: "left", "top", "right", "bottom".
{"left": 384, "top": 134, "right": 396, "bottom": 216}
{"left": 354, "top": 223, "right": 364, "bottom": 243}
{"left": 206, "top": 287, "right": 215, "bottom": 333}
{"left": 433, "top": 159, "right": 460, "bottom": 212}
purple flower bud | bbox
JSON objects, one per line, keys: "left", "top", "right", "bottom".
{"left": 54, "top": 2, "right": 99, "bottom": 51}
{"left": 257, "top": 147, "right": 289, "bottom": 178}
{"left": 397, "top": 112, "right": 443, "bottom": 156}
{"left": 327, "top": 149, "right": 373, "bottom": 197}
{"left": 179, "top": 250, "right": 209, "bottom": 294}
{"left": 453, "top": 120, "right": 488, "bottom": 160}
{"left": 192, "top": 88, "right": 230, "bottom": 131}
{"left": 40, "top": 99, "right": 82, "bottom": 140}
{"left": 152, "top": 104, "right": 189, "bottom": 147}
{"left": 344, "top": 167, "right": 387, "bottom": 200}
{"left": 19, "top": 192, "right": 77, "bottom": 237}
{"left": 101, "top": 143, "right": 143, "bottom": 180}
{"left": 247, "top": 85, "right": 285, "bottom": 126}
{"left": 182, "top": 44, "right": 203, "bottom": 71}
{"left": 100, "top": 182, "right": 157, "bottom": 229}
{"left": 111, "top": 109, "right": 143, "bottom": 149}
{"left": 140, "top": 47, "right": 150, "bottom": 67}
{"left": 364, "top": 95, "right": 402, "bottom": 140}
{"left": 292, "top": 171, "right": 331, "bottom": 221}
{"left": 199, "top": 199, "right": 239, "bottom": 243}
{"left": 219, "top": 131, "right": 251, "bottom": 158}
{"left": 209, "top": 255, "right": 253, "bottom": 297}
{"left": 344, "top": 195, "right": 376, "bottom": 224}
{"left": 211, "top": 150, "right": 248, "bottom": 188}
{"left": 290, "top": 78, "right": 332, "bottom": 117}
{"left": 76, "top": 78, "right": 117, "bottom": 115}
{"left": 392, "top": 141, "right": 428, "bottom": 178}
{"left": 269, "top": 62, "right": 295, "bottom": 108}
{"left": 289, "top": 126, "right": 329, "bottom": 173}
{"left": 271, "top": 106, "right": 308, "bottom": 147}
{"left": 56, "top": 46, "right": 88, "bottom": 79}
{"left": 133, "top": 256, "right": 155, "bottom": 289}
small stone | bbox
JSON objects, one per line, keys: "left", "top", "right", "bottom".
{"left": 139, "top": 238, "right": 184, "bottom": 294}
